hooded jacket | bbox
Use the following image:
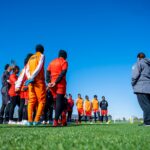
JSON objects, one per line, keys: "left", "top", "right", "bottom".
{"left": 132, "top": 58, "right": 150, "bottom": 94}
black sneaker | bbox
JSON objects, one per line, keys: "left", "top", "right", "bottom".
{"left": 144, "top": 124, "right": 150, "bottom": 127}
{"left": 138, "top": 123, "right": 150, "bottom": 126}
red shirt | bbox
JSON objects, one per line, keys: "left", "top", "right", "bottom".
{"left": 8, "top": 73, "right": 18, "bottom": 97}
{"left": 67, "top": 98, "right": 74, "bottom": 111}
{"left": 47, "top": 57, "right": 68, "bottom": 88}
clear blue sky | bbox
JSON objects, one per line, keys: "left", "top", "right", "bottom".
{"left": 0, "top": 0, "right": 150, "bottom": 119}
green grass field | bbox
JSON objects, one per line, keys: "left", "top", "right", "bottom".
{"left": 0, "top": 123, "right": 149, "bottom": 150}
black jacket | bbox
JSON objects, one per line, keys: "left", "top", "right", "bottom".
{"left": 100, "top": 100, "right": 108, "bottom": 110}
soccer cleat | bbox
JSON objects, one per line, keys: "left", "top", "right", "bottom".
{"left": 33, "top": 122, "right": 40, "bottom": 126}
{"left": 106, "top": 120, "right": 111, "bottom": 124}
{"left": 53, "top": 120, "right": 59, "bottom": 127}
{"left": 25, "top": 122, "right": 33, "bottom": 126}
{"left": 61, "top": 112, "right": 67, "bottom": 127}
{"left": 42, "top": 121, "right": 46, "bottom": 125}
{"left": 22, "top": 120, "right": 28, "bottom": 125}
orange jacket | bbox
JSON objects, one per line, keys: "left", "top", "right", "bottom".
{"left": 47, "top": 57, "right": 68, "bottom": 88}
{"left": 76, "top": 98, "right": 83, "bottom": 109}
{"left": 8, "top": 73, "right": 18, "bottom": 97}
{"left": 26, "top": 52, "right": 45, "bottom": 83}
{"left": 92, "top": 99, "right": 99, "bottom": 111}
{"left": 84, "top": 100, "right": 92, "bottom": 112}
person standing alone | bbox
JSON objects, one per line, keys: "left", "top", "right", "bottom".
{"left": 132, "top": 52, "right": 150, "bottom": 126}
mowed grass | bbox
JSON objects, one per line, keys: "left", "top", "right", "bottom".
{"left": 0, "top": 123, "right": 150, "bottom": 150}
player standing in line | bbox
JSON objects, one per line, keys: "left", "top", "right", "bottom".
{"left": 84, "top": 95, "right": 92, "bottom": 123}
{"left": 92, "top": 95, "right": 100, "bottom": 123}
{"left": 100, "top": 96, "right": 108, "bottom": 123}
{"left": 76, "top": 94, "right": 84, "bottom": 124}
{"left": 67, "top": 94, "right": 74, "bottom": 122}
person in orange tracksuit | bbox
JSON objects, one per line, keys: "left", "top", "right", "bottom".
{"left": 25, "top": 45, "right": 46, "bottom": 126}
{"left": 92, "top": 95, "right": 100, "bottom": 122}
{"left": 8, "top": 66, "right": 20, "bottom": 124}
{"left": 47, "top": 50, "right": 68, "bottom": 127}
{"left": 84, "top": 95, "right": 92, "bottom": 123}
{"left": 76, "top": 94, "right": 84, "bottom": 123}
{"left": 15, "top": 53, "right": 33, "bottom": 125}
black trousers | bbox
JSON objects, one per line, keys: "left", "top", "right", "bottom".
{"left": 85, "top": 116, "right": 92, "bottom": 122}
{"left": 9, "top": 96, "right": 20, "bottom": 121}
{"left": 55, "top": 94, "right": 65, "bottom": 121}
{"left": 43, "top": 106, "right": 54, "bottom": 122}
{"left": 0, "top": 102, "right": 11, "bottom": 122}
{"left": 94, "top": 112, "right": 100, "bottom": 122}
{"left": 78, "top": 114, "right": 83, "bottom": 122}
{"left": 67, "top": 111, "right": 73, "bottom": 122}
{"left": 43, "top": 95, "right": 54, "bottom": 122}
{"left": 23, "top": 105, "right": 28, "bottom": 120}
{"left": 137, "top": 93, "right": 150, "bottom": 125}
{"left": 18, "top": 99, "right": 25, "bottom": 121}
{"left": 100, "top": 115, "right": 108, "bottom": 122}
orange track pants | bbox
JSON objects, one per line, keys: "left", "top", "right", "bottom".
{"left": 28, "top": 82, "right": 46, "bottom": 122}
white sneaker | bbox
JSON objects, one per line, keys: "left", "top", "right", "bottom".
{"left": 17, "top": 121, "right": 23, "bottom": 125}
{"left": 22, "top": 120, "right": 28, "bottom": 125}
{"left": 8, "top": 120, "right": 16, "bottom": 125}
{"left": 42, "top": 121, "right": 46, "bottom": 125}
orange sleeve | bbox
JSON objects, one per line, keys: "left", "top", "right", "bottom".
{"left": 62, "top": 61, "right": 68, "bottom": 71}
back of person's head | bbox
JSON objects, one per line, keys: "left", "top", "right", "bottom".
{"left": 24, "top": 53, "right": 33, "bottom": 66}
{"left": 94, "top": 95, "right": 97, "bottom": 99}
{"left": 69, "top": 94, "right": 72, "bottom": 97}
{"left": 85, "top": 95, "right": 89, "bottom": 100}
{"left": 4, "top": 64, "right": 10, "bottom": 71}
{"left": 102, "top": 96, "right": 105, "bottom": 100}
{"left": 78, "top": 94, "right": 81, "bottom": 98}
{"left": 13, "top": 65, "right": 20, "bottom": 73}
{"left": 36, "top": 44, "right": 44, "bottom": 54}
{"left": 58, "top": 50, "right": 67, "bottom": 59}
{"left": 137, "top": 52, "right": 146, "bottom": 59}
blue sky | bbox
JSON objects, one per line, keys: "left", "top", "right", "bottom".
{"left": 0, "top": 0, "right": 150, "bottom": 119}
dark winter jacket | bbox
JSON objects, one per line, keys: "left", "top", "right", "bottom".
{"left": 100, "top": 100, "right": 108, "bottom": 110}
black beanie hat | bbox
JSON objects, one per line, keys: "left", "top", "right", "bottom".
{"left": 58, "top": 50, "right": 67, "bottom": 59}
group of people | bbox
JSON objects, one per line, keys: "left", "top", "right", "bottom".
{"left": 0, "top": 44, "right": 109, "bottom": 127}
{"left": 0, "top": 44, "right": 70, "bottom": 127}
{"left": 76, "top": 94, "right": 109, "bottom": 124}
